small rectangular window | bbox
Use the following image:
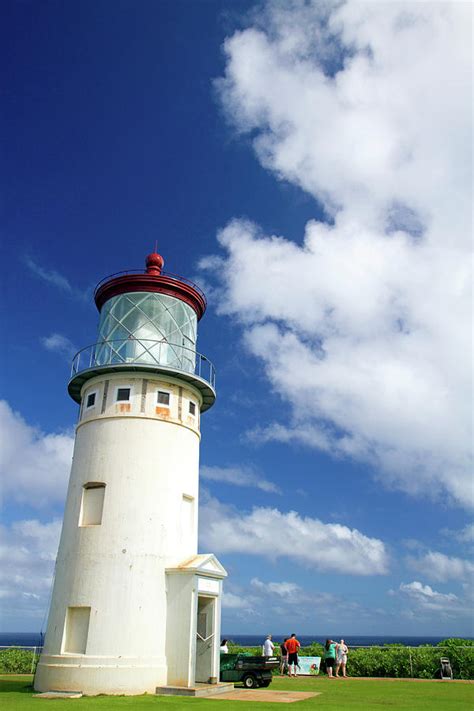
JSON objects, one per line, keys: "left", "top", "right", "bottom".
{"left": 157, "top": 391, "right": 170, "bottom": 406}
{"left": 116, "top": 387, "right": 131, "bottom": 402}
{"left": 86, "top": 392, "right": 96, "bottom": 409}
{"left": 63, "top": 606, "right": 91, "bottom": 654}
{"left": 189, "top": 401, "right": 196, "bottom": 416}
{"left": 181, "top": 494, "right": 194, "bottom": 543}
{"left": 79, "top": 483, "right": 106, "bottom": 526}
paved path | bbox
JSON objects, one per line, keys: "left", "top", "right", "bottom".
{"left": 209, "top": 689, "right": 321, "bottom": 703}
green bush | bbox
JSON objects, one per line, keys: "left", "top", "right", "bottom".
{"left": 227, "top": 644, "right": 261, "bottom": 655}
{"left": 331, "top": 640, "right": 474, "bottom": 680}
{"left": 436, "top": 638, "right": 474, "bottom": 680}
{"left": 0, "top": 647, "right": 37, "bottom": 674}
{"left": 300, "top": 643, "right": 324, "bottom": 657}
{"left": 226, "top": 638, "right": 474, "bottom": 680}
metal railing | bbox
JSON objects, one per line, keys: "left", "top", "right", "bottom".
{"left": 94, "top": 269, "right": 206, "bottom": 304}
{"left": 70, "top": 338, "right": 216, "bottom": 390}
{"left": 1, "top": 644, "right": 472, "bottom": 679}
{"left": 0, "top": 645, "right": 43, "bottom": 674}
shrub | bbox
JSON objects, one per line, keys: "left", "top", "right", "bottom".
{"left": 0, "top": 647, "right": 37, "bottom": 674}
{"left": 437, "top": 638, "right": 474, "bottom": 680}
{"left": 226, "top": 638, "right": 474, "bottom": 680}
{"left": 227, "top": 644, "right": 261, "bottom": 655}
{"left": 300, "top": 643, "right": 324, "bottom": 657}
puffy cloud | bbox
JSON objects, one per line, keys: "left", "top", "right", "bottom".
{"left": 203, "top": 0, "right": 472, "bottom": 509}
{"left": 0, "top": 400, "right": 73, "bottom": 508}
{"left": 398, "top": 581, "right": 462, "bottom": 615}
{"left": 407, "top": 551, "right": 474, "bottom": 584}
{"left": 217, "top": 0, "right": 470, "bottom": 234}
{"left": 200, "top": 494, "right": 388, "bottom": 575}
{"left": 441, "top": 524, "right": 474, "bottom": 546}
{"left": 41, "top": 333, "right": 77, "bottom": 361}
{"left": 201, "top": 464, "right": 280, "bottom": 493}
{"left": 222, "top": 591, "right": 252, "bottom": 610}
{"left": 225, "top": 575, "right": 357, "bottom": 628}
{"left": 251, "top": 577, "right": 299, "bottom": 598}
{"left": 0, "top": 518, "right": 61, "bottom": 622}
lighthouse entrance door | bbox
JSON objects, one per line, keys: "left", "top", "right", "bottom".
{"left": 195, "top": 596, "right": 215, "bottom": 683}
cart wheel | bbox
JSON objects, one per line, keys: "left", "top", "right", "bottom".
{"left": 243, "top": 674, "right": 257, "bottom": 689}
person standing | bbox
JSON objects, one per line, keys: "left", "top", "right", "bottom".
{"left": 220, "top": 639, "right": 229, "bottom": 654}
{"left": 323, "top": 639, "right": 337, "bottom": 678}
{"left": 335, "top": 639, "right": 348, "bottom": 677}
{"left": 285, "top": 634, "right": 301, "bottom": 677}
{"left": 263, "top": 634, "right": 275, "bottom": 656}
{"left": 280, "top": 638, "right": 289, "bottom": 675}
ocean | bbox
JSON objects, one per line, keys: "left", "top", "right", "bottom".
{"left": 1, "top": 632, "right": 471, "bottom": 649}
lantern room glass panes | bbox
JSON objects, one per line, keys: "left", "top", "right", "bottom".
{"left": 95, "top": 292, "right": 197, "bottom": 373}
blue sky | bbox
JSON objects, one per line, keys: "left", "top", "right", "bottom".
{"left": 1, "top": 0, "right": 472, "bottom": 638}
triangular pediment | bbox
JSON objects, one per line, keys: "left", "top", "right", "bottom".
{"left": 166, "top": 553, "right": 227, "bottom": 578}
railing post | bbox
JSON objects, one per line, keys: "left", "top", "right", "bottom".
{"left": 31, "top": 646, "right": 37, "bottom": 675}
{"left": 408, "top": 647, "right": 413, "bottom": 678}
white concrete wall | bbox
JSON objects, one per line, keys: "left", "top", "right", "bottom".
{"left": 165, "top": 574, "right": 195, "bottom": 687}
{"left": 35, "top": 373, "right": 203, "bottom": 695}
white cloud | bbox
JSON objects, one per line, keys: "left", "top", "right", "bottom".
{"left": 42, "top": 333, "right": 77, "bottom": 361}
{"left": 398, "top": 581, "right": 461, "bottom": 614}
{"left": 407, "top": 551, "right": 474, "bottom": 584}
{"left": 0, "top": 518, "right": 61, "bottom": 621}
{"left": 251, "top": 577, "right": 299, "bottom": 598}
{"left": 203, "top": 1, "right": 472, "bottom": 509}
{"left": 222, "top": 591, "right": 252, "bottom": 610}
{"left": 25, "top": 257, "right": 75, "bottom": 293}
{"left": 201, "top": 464, "right": 280, "bottom": 493}
{"left": 441, "top": 524, "right": 474, "bottom": 546}
{"left": 224, "top": 575, "right": 359, "bottom": 628}
{"left": 25, "top": 256, "right": 90, "bottom": 302}
{"left": 200, "top": 494, "right": 388, "bottom": 575}
{"left": 0, "top": 400, "right": 73, "bottom": 508}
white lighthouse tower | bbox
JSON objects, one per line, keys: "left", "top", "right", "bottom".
{"left": 35, "top": 251, "right": 227, "bottom": 695}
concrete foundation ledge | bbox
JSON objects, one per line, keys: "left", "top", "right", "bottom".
{"left": 35, "top": 691, "right": 83, "bottom": 699}
{"left": 156, "top": 683, "right": 235, "bottom": 697}
{"left": 34, "top": 656, "right": 168, "bottom": 695}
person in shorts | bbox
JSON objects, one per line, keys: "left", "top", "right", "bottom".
{"left": 280, "top": 638, "right": 289, "bottom": 675}
{"left": 323, "top": 639, "right": 337, "bottom": 678}
{"left": 335, "top": 639, "right": 348, "bottom": 677}
{"left": 284, "top": 634, "right": 301, "bottom": 677}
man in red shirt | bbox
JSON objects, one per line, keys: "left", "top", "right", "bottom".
{"left": 284, "top": 634, "right": 301, "bottom": 677}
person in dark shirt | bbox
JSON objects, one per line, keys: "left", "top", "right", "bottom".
{"left": 280, "top": 638, "right": 289, "bottom": 675}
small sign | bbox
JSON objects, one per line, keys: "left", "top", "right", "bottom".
{"left": 297, "top": 656, "right": 321, "bottom": 675}
{"left": 197, "top": 577, "right": 219, "bottom": 594}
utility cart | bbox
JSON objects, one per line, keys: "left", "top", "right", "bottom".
{"left": 220, "top": 654, "right": 279, "bottom": 688}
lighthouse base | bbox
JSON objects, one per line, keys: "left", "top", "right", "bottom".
{"left": 34, "top": 654, "right": 168, "bottom": 696}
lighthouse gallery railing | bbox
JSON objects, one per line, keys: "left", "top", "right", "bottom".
{"left": 71, "top": 339, "right": 216, "bottom": 390}
{"left": 93, "top": 269, "right": 207, "bottom": 304}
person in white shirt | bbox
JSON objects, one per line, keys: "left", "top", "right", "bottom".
{"left": 263, "top": 634, "right": 275, "bottom": 656}
{"left": 220, "top": 639, "right": 229, "bottom": 654}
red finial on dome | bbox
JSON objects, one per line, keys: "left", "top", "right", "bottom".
{"left": 146, "top": 250, "right": 164, "bottom": 275}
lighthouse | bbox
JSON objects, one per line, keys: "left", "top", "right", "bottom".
{"left": 35, "top": 252, "right": 227, "bottom": 696}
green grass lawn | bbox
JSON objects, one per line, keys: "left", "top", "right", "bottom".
{"left": 1, "top": 675, "right": 472, "bottom": 711}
